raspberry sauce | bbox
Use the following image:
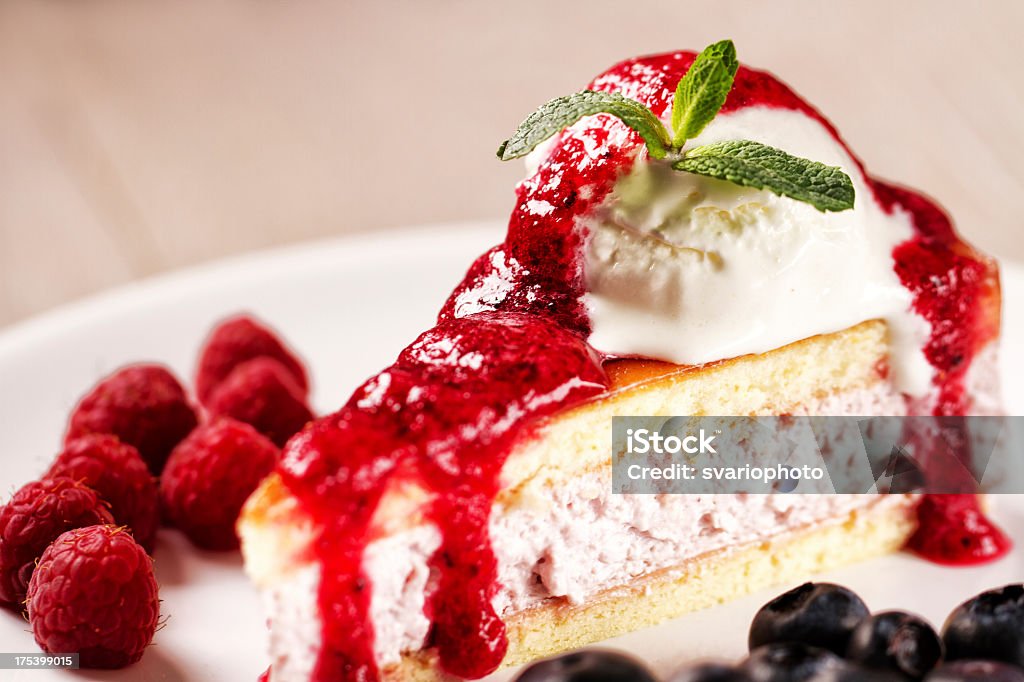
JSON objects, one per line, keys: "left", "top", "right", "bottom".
{"left": 908, "top": 494, "right": 1011, "bottom": 565}
{"left": 277, "top": 51, "right": 1006, "bottom": 681}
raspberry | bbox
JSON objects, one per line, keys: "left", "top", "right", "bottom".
{"left": 206, "top": 357, "right": 314, "bottom": 447}
{"left": 0, "top": 478, "right": 114, "bottom": 608}
{"left": 196, "top": 315, "right": 309, "bottom": 405}
{"left": 64, "top": 364, "right": 199, "bottom": 475}
{"left": 160, "top": 418, "right": 278, "bottom": 550}
{"left": 27, "top": 525, "right": 159, "bottom": 668}
{"left": 46, "top": 435, "right": 159, "bottom": 551}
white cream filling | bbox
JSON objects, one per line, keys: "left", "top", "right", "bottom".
{"left": 579, "top": 106, "right": 932, "bottom": 396}
{"left": 268, "top": 491, "right": 898, "bottom": 679}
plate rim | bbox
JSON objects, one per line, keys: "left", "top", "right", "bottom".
{"left": 0, "top": 220, "right": 504, "bottom": 357}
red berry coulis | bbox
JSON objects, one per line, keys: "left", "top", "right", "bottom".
{"left": 277, "top": 51, "right": 1006, "bottom": 680}
{"left": 908, "top": 494, "right": 1011, "bottom": 565}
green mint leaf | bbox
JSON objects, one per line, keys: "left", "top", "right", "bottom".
{"left": 671, "top": 39, "right": 738, "bottom": 147}
{"left": 674, "top": 140, "right": 855, "bottom": 212}
{"left": 497, "top": 90, "right": 670, "bottom": 161}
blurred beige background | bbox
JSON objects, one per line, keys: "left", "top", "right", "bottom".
{"left": 1, "top": 1, "right": 1021, "bottom": 329}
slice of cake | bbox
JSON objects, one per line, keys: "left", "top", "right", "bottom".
{"left": 239, "top": 41, "right": 1005, "bottom": 682}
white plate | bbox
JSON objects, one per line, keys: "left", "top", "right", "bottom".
{"left": 0, "top": 222, "right": 1022, "bottom": 681}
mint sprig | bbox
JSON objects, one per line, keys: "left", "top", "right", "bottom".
{"left": 675, "top": 140, "right": 855, "bottom": 213}
{"left": 496, "top": 39, "right": 855, "bottom": 213}
{"left": 671, "top": 39, "right": 738, "bottom": 147}
{"left": 496, "top": 90, "right": 670, "bottom": 161}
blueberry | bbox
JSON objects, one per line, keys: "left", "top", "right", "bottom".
{"left": 926, "top": 660, "right": 1024, "bottom": 681}
{"left": 513, "top": 650, "right": 658, "bottom": 682}
{"left": 742, "top": 642, "right": 846, "bottom": 681}
{"left": 812, "top": 666, "right": 905, "bottom": 682}
{"left": 669, "top": 662, "right": 752, "bottom": 681}
{"left": 749, "top": 583, "right": 870, "bottom": 655}
{"left": 846, "top": 611, "right": 944, "bottom": 678}
{"left": 942, "top": 584, "right": 1024, "bottom": 667}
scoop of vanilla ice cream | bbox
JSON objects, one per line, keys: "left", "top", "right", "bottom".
{"left": 579, "top": 106, "right": 931, "bottom": 396}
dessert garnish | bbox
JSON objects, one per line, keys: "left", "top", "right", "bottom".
{"left": 26, "top": 524, "right": 159, "bottom": 669}
{"left": 512, "top": 583, "right": 1024, "bottom": 681}
{"left": 196, "top": 314, "right": 310, "bottom": 405}
{"left": 198, "top": 315, "right": 314, "bottom": 446}
{"left": 0, "top": 477, "right": 114, "bottom": 608}
{"left": 847, "top": 611, "right": 944, "bottom": 678}
{"left": 0, "top": 313, "right": 308, "bottom": 669}
{"left": 47, "top": 434, "right": 160, "bottom": 551}
{"left": 942, "top": 585, "right": 1024, "bottom": 668}
{"left": 64, "top": 364, "right": 199, "bottom": 475}
{"left": 498, "top": 39, "right": 855, "bottom": 213}
{"left": 205, "top": 356, "right": 313, "bottom": 447}
{"left": 160, "top": 417, "right": 280, "bottom": 551}
{"left": 515, "top": 650, "right": 658, "bottom": 682}
{"left": 748, "top": 583, "right": 869, "bottom": 656}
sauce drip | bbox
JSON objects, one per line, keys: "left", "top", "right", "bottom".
{"left": 883, "top": 183, "right": 1007, "bottom": 565}
{"left": 277, "top": 51, "right": 1007, "bottom": 680}
{"left": 908, "top": 494, "right": 1011, "bottom": 565}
